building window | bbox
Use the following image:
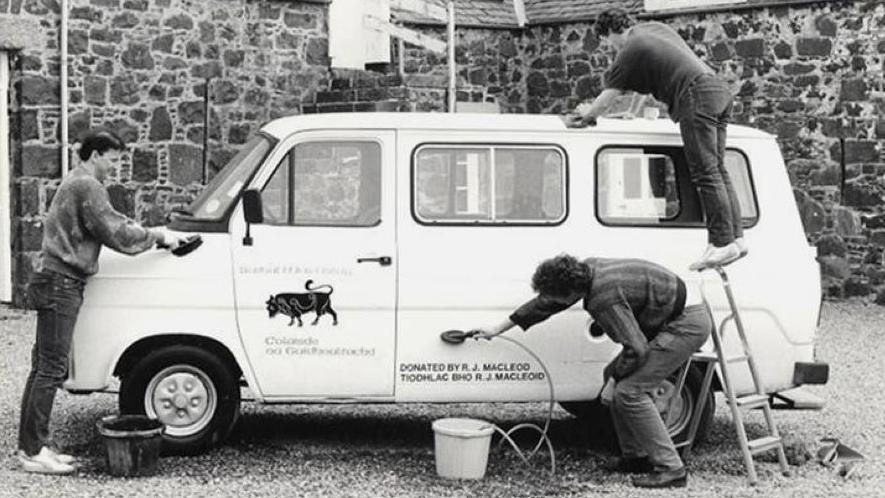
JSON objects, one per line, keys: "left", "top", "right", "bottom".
{"left": 414, "top": 145, "right": 566, "bottom": 225}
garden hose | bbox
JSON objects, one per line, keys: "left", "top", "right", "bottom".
{"left": 440, "top": 330, "right": 557, "bottom": 475}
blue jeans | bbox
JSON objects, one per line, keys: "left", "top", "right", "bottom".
{"left": 610, "top": 304, "right": 712, "bottom": 472}
{"left": 18, "top": 270, "right": 85, "bottom": 456}
{"left": 678, "top": 74, "right": 743, "bottom": 247}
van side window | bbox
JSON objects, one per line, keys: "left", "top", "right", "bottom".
{"left": 595, "top": 146, "right": 758, "bottom": 227}
{"left": 261, "top": 141, "right": 382, "bottom": 226}
{"left": 413, "top": 145, "right": 566, "bottom": 224}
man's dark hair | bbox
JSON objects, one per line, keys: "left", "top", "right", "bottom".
{"left": 78, "top": 129, "right": 125, "bottom": 161}
{"left": 594, "top": 8, "right": 636, "bottom": 38}
{"left": 531, "top": 254, "right": 593, "bottom": 297}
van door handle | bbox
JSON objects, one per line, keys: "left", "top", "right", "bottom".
{"left": 357, "top": 256, "right": 392, "bottom": 266}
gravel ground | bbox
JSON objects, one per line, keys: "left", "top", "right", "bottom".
{"left": 0, "top": 302, "right": 880, "bottom": 497}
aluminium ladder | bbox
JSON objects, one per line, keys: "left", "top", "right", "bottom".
{"left": 671, "top": 266, "right": 790, "bottom": 485}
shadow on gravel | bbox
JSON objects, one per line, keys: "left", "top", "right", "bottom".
{"left": 229, "top": 406, "right": 619, "bottom": 456}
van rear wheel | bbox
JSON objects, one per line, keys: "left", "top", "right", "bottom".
{"left": 559, "top": 367, "right": 714, "bottom": 446}
{"left": 119, "top": 345, "right": 240, "bottom": 455}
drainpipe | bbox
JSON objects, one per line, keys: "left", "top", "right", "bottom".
{"left": 447, "top": 1, "right": 455, "bottom": 113}
{"left": 61, "top": 0, "right": 70, "bottom": 176}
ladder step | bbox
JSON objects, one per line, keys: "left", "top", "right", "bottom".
{"left": 691, "top": 351, "right": 718, "bottom": 362}
{"left": 732, "top": 394, "right": 769, "bottom": 409}
{"left": 690, "top": 352, "right": 748, "bottom": 363}
{"left": 748, "top": 436, "right": 782, "bottom": 454}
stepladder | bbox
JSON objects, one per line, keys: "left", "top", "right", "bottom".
{"left": 672, "top": 266, "right": 790, "bottom": 485}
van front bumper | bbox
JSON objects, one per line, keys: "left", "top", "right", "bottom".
{"left": 793, "top": 361, "right": 829, "bottom": 385}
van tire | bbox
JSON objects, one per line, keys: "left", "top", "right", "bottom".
{"left": 559, "top": 367, "right": 714, "bottom": 447}
{"left": 119, "top": 345, "right": 240, "bottom": 455}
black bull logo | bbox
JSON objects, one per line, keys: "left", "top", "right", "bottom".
{"left": 265, "top": 280, "right": 338, "bottom": 327}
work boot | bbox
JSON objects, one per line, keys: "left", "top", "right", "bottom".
{"left": 605, "top": 456, "right": 653, "bottom": 474}
{"left": 631, "top": 467, "right": 688, "bottom": 488}
{"left": 18, "top": 447, "right": 75, "bottom": 475}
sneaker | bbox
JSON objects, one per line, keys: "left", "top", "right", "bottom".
{"left": 45, "top": 447, "right": 76, "bottom": 465}
{"left": 735, "top": 237, "right": 748, "bottom": 257}
{"left": 689, "top": 242, "right": 742, "bottom": 271}
{"left": 18, "top": 447, "right": 75, "bottom": 475}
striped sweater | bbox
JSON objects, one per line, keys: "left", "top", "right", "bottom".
{"left": 509, "top": 257, "right": 686, "bottom": 379}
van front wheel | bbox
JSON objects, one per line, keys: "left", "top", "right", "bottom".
{"left": 119, "top": 345, "right": 240, "bottom": 455}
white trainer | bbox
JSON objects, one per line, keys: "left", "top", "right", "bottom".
{"left": 689, "top": 242, "right": 742, "bottom": 271}
{"left": 45, "top": 447, "right": 76, "bottom": 465}
{"left": 18, "top": 447, "right": 75, "bottom": 475}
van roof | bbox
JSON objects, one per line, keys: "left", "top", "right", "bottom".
{"left": 260, "top": 112, "right": 773, "bottom": 140}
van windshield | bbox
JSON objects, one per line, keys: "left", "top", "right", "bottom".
{"left": 185, "top": 134, "right": 275, "bottom": 220}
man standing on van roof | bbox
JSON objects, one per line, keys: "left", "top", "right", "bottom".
{"left": 563, "top": 8, "right": 745, "bottom": 271}
{"left": 17, "top": 129, "right": 187, "bottom": 475}
{"left": 475, "top": 254, "right": 711, "bottom": 488}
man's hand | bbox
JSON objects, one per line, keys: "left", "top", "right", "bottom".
{"left": 561, "top": 112, "right": 597, "bottom": 128}
{"left": 154, "top": 230, "right": 187, "bottom": 251}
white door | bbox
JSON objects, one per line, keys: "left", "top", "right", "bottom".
{"left": 231, "top": 131, "right": 397, "bottom": 398}
{"left": 0, "top": 51, "right": 11, "bottom": 302}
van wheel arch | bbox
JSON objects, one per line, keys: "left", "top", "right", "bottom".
{"left": 114, "top": 334, "right": 242, "bottom": 381}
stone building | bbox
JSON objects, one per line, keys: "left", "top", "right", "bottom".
{"left": 0, "top": 0, "right": 883, "bottom": 305}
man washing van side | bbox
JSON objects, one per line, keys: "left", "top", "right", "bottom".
{"left": 562, "top": 8, "right": 746, "bottom": 271}
{"left": 17, "top": 129, "right": 188, "bottom": 475}
{"left": 473, "top": 254, "right": 711, "bottom": 489}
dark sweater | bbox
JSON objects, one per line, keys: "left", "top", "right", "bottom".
{"left": 604, "top": 22, "right": 713, "bottom": 122}
{"left": 40, "top": 167, "right": 159, "bottom": 281}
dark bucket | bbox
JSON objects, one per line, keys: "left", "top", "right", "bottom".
{"left": 96, "top": 415, "right": 165, "bottom": 477}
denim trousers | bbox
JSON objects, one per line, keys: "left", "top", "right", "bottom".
{"left": 610, "top": 304, "right": 712, "bottom": 471}
{"left": 18, "top": 270, "right": 85, "bottom": 456}
{"left": 678, "top": 74, "right": 743, "bottom": 247}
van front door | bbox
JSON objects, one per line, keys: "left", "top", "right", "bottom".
{"left": 231, "top": 131, "right": 396, "bottom": 398}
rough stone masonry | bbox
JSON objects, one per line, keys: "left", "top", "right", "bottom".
{"left": 1, "top": 0, "right": 884, "bottom": 305}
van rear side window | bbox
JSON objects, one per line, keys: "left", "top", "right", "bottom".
{"left": 595, "top": 146, "right": 758, "bottom": 227}
{"left": 413, "top": 145, "right": 566, "bottom": 225}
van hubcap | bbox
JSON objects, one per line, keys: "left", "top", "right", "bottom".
{"left": 145, "top": 366, "right": 217, "bottom": 437}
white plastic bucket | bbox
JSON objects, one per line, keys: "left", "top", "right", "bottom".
{"left": 432, "top": 417, "right": 494, "bottom": 479}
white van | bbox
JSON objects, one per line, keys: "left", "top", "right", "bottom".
{"left": 65, "top": 113, "right": 828, "bottom": 454}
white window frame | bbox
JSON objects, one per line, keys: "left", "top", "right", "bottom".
{"left": 413, "top": 144, "right": 567, "bottom": 225}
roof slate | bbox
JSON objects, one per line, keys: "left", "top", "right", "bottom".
{"left": 392, "top": 0, "right": 520, "bottom": 28}
{"left": 391, "top": 0, "right": 823, "bottom": 28}
{"left": 524, "top": 0, "right": 643, "bottom": 24}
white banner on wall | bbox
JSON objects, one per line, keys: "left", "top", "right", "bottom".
{"left": 329, "top": 0, "right": 392, "bottom": 69}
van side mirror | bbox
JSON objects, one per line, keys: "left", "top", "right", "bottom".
{"left": 242, "top": 189, "right": 263, "bottom": 246}
{"left": 243, "top": 189, "right": 263, "bottom": 224}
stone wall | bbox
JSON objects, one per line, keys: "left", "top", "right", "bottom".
{"left": 388, "top": 0, "right": 885, "bottom": 301}
{"left": 4, "top": 0, "right": 885, "bottom": 305}
{"left": 4, "top": 0, "right": 334, "bottom": 302}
